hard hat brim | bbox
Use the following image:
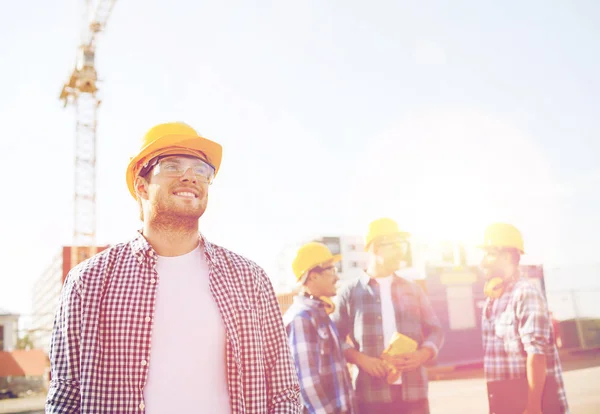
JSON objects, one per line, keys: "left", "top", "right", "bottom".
{"left": 295, "top": 254, "right": 342, "bottom": 284}
{"left": 364, "top": 231, "right": 411, "bottom": 251}
{"left": 477, "top": 243, "right": 525, "bottom": 255}
{"left": 126, "top": 133, "right": 223, "bottom": 199}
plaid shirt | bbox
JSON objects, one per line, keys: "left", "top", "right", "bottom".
{"left": 332, "top": 273, "right": 444, "bottom": 404}
{"left": 46, "top": 232, "right": 301, "bottom": 413}
{"left": 482, "top": 278, "right": 569, "bottom": 413}
{"left": 283, "top": 294, "right": 356, "bottom": 414}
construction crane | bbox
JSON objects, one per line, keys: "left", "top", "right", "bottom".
{"left": 59, "top": 0, "right": 117, "bottom": 246}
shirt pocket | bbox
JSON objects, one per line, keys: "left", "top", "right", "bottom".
{"left": 399, "top": 293, "right": 420, "bottom": 317}
{"left": 494, "top": 312, "right": 522, "bottom": 354}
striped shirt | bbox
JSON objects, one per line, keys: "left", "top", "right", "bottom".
{"left": 482, "top": 278, "right": 569, "bottom": 413}
{"left": 283, "top": 294, "right": 356, "bottom": 414}
{"left": 46, "top": 232, "right": 301, "bottom": 413}
{"left": 332, "top": 273, "right": 444, "bottom": 404}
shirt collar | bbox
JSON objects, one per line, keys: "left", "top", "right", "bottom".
{"left": 294, "top": 293, "right": 327, "bottom": 311}
{"left": 359, "top": 270, "right": 404, "bottom": 287}
{"left": 130, "top": 230, "right": 217, "bottom": 269}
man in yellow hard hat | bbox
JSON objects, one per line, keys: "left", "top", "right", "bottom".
{"left": 479, "top": 223, "right": 569, "bottom": 414}
{"left": 46, "top": 122, "right": 301, "bottom": 414}
{"left": 283, "top": 242, "right": 357, "bottom": 414}
{"left": 332, "top": 218, "right": 443, "bottom": 414}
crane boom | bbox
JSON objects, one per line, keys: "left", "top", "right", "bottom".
{"left": 60, "top": 0, "right": 117, "bottom": 246}
{"left": 85, "top": 0, "right": 118, "bottom": 47}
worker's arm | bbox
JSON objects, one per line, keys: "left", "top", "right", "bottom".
{"left": 331, "top": 285, "right": 388, "bottom": 378}
{"left": 515, "top": 283, "right": 553, "bottom": 414}
{"left": 287, "top": 315, "right": 337, "bottom": 413}
{"left": 416, "top": 283, "right": 444, "bottom": 360}
{"left": 45, "top": 273, "right": 82, "bottom": 413}
{"left": 524, "top": 353, "right": 547, "bottom": 413}
{"left": 258, "top": 270, "right": 302, "bottom": 414}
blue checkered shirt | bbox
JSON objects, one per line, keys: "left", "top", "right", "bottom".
{"left": 283, "top": 294, "right": 356, "bottom": 414}
{"left": 482, "top": 278, "right": 569, "bottom": 413}
{"left": 332, "top": 273, "right": 444, "bottom": 403}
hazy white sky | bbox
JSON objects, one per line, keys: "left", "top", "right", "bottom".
{"left": 1, "top": 0, "right": 599, "bottom": 316}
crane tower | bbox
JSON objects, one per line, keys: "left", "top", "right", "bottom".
{"left": 59, "top": 0, "right": 117, "bottom": 246}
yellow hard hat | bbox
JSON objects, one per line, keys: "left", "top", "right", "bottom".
{"left": 479, "top": 223, "right": 525, "bottom": 254}
{"left": 126, "top": 122, "right": 223, "bottom": 199}
{"left": 292, "top": 242, "right": 342, "bottom": 282}
{"left": 365, "top": 218, "right": 410, "bottom": 249}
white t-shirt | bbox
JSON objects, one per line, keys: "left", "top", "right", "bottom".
{"left": 376, "top": 275, "right": 402, "bottom": 385}
{"left": 143, "top": 245, "right": 232, "bottom": 413}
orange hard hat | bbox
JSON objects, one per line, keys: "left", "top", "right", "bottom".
{"left": 292, "top": 242, "right": 342, "bottom": 283}
{"left": 125, "top": 122, "right": 223, "bottom": 199}
{"left": 365, "top": 218, "right": 410, "bottom": 249}
{"left": 479, "top": 223, "right": 525, "bottom": 254}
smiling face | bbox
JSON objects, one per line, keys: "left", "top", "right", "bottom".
{"left": 135, "top": 155, "right": 213, "bottom": 229}
{"left": 369, "top": 234, "right": 410, "bottom": 275}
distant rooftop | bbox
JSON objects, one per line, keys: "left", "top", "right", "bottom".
{"left": 0, "top": 307, "right": 19, "bottom": 316}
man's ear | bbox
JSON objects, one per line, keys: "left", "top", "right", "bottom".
{"left": 135, "top": 176, "right": 150, "bottom": 200}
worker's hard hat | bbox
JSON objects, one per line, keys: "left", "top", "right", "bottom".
{"left": 292, "top": 242, "right": 342, "bottom": 284}
{"left": 479, "top": 223, "right": 525, "bottom": 254}
{"left": 126, "top": 122, "right": 223, "bottom": 199}
{"left": 365, "top": 218, "right": 410, "bottom": 250}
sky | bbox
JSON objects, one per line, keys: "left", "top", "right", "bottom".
{"left": 1, "top": 0, "right": 599, "bottom": 319}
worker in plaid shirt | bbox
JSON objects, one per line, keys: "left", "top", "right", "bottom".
{"left": 46, "top": 122, "right": 301, "bottom": 413}
{"left": 479, "top": 223, "right": 569, "bottom": 414}
{"left": 283, "top": 242, "right": 356, "bottom": 414}
{"left": 332, "top": 218, "right": 444, "bottom": 414}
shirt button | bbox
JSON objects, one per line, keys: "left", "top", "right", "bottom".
{"left": 139, "top": 402, "right": 145, "bottom": 410}
{"left": 377, "top": 315, "right": 382, "bottom": 320}
{"left": 150, "top": 278, "right": 156, "bottom": 284}
{"left": 141, "top": 360, "right": 147, "bottom": 366}
{"left": 145, "top": 316, "right": 151, "bottom": 322}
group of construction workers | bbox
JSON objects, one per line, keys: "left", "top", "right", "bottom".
{"left": 284, "top": 219, "right": 570, "bottom": 414}
{"left": 46, "top": 121, "right": 569, "bottom": 414}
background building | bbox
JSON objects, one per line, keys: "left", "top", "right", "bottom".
{"left": 0, "top": 308, "right": 19, "bottom": 351}
{"left": 31, "top": 245, "right": 108, "bottom": 352}
{"left": 274, "top": 233, "right": 467, "bottom": 313}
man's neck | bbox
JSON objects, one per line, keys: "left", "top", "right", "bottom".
{"left": 302, "top": 286, "right": 320, "bottom": 299}
{"left": 505, "top": 267, "right": 520, "bottom": 283}
{"left": 142, "top": 223, "right": 200, "bottom": 257}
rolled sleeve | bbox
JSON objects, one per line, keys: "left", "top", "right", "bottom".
{"left": 420, "top": 341, "right": 439, "bottom": 359}
{"left": 416, "top": 285, "right": 444, "bottom": 357}
{"left": 515, "top": 283, "right": 552, "bottom": 355}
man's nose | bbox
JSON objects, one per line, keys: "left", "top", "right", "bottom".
{"left": 179, "top": 167, "right": 197, "bottom": 183}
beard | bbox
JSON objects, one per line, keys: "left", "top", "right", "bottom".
{"left": 379, "top": 252, "right": 404, "bottom": 272}
{"left": 147, "top": 189, "right": 208, "bottom": 232}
